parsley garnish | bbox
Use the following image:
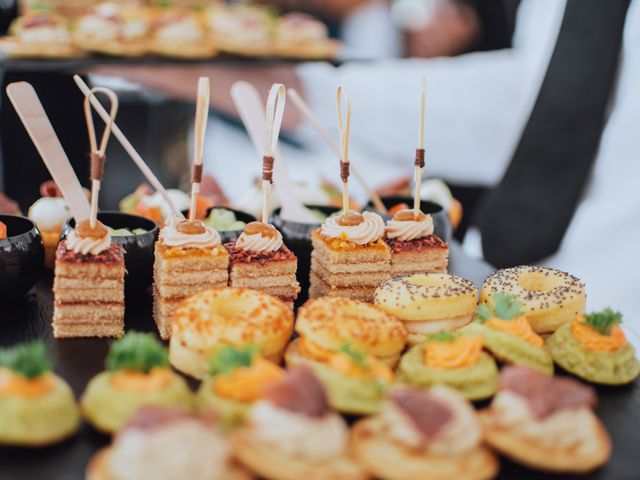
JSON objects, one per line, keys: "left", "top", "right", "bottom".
{"left": 0, "top": 341, "right": 52, "bottom": 379}
{"left": 584, "top": 308, "right": 622, "bottom": 335}
{"left": 209, "top": 345, "right": 258, "bottom": 376}
{"left": 476, "top": 293, "right": 523, "bottom": 321}
{"left": 106, "top": 332, "right": 168, "bottom": 373}
{"left": 427, "top": 331, "right": 456, "bottom": 343}
{"left": 340, "top": 344, "right": 367, "bottom": 368}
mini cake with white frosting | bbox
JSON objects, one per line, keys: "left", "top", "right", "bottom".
{"left": 226, "top": 221, "right": 300, "bottom": 309}
{"left": 310, "top": 210, "right": 390, "bottom": 302}
{"left": 152, "top": 215, "right": 229, "bottom": 339}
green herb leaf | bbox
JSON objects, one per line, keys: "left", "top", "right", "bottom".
{"left": 340, "top": 344, "right": 367, "bottom": 368}
{"left": 209, "top": 345, "right": 258, "bottom": 376}
{"left": 584, "top": 308, "right": 622, "bottom": 335}
{"left": 475, "top": 304, "right": 494, "bottom": 322}
{"left": 0, "top": 341, "right": 52, "bottom": 379}
{"left": 427, "top": 331, "right": 456, "bottom": 343}
{"left": 106, "top": 332, "right": 168, "bottom": 373}
{"left": 477, "top": 293, "right": 523, "bottom": 321}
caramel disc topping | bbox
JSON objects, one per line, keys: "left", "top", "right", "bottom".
{"left": 76, "top": 219, "right": 108, "bottom": 239}
{"left": 337, "top": 211, "right": 364, "bottom": 226}
{"left": 244, "top": 221, "right": 278, "bottom": 238}
{"left": 393, "top": 209, "right": 426, "bottom": 222}
{"left": 176, "top": 220, "right": 207, "bottom": 235}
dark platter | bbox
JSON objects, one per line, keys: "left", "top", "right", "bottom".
{"left": 0, "top": 243, "right": 638, "bottom": 480}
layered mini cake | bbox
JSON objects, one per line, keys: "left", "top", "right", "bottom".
{"left": 227, "top": 222, "right": 300, "bottom": 308}
{"left": 310, "top": 211, "right": 390, "bottom": 302}
{"left": 53, "top": 220, "right": 124, "bottom": 338}
{"left": 385, "top": 208, "right": 448, "bottom": 275}
{"left": 153, "top": 215, "right": 228, "bottom": 339}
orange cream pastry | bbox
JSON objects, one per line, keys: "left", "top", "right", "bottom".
{"left": 150, "top": 8, "right": 216, "bottom": 58}
{"left": 480, "top": 366, "right": 610, "bottom": 473}
{"left": 80, "top": 332, "right": 194, "bottom": 434}
{"left": 352, "top": 386, "right": 498, "bottom": 480}
{"left": 397, "top": 332, "right": 498, "bottom": 400}
{"left": 119, "top": 186, "right": 192, "bottom": 225}
{"left": 374, "top": 273, "right": 478, "bottom": 345}
{"left": 153, "top": 214, "right": 228, "bottom": 339}
{"left": 206, "top": 4, "right": 274, "bottom": 57}
{"left": 72, "top": 2, "right": 150, "bottom": 56}
{"left": 28, "top": 194, "right": 70, "bottom": 268}
{"left": 0, "top": 341, "right": 80, "bottom": 446}
{"left": 87, "top": 406, "right": 251, "bottom": 480}
{"left": 292, "top": 296, "right": 408, "bottom": 368}
{"left": 461, "top": 293, "right": 553, "bottom": 375}
{"left": 310, "top": 210, "right": 390, "bottom": 302}
{"left": 197, "top": 345, "right": 285, "bottom": 427}
{"left": 0, "top": 221, "right": 5, "bottom": 239}
{"left": 273, "top": 13, "right": 340, "bottom": 59}
{"left": 480, "top": 265, "right": 586, "bottom": 333}
{"left": 0, "top": 9, "right": 79, "bottom": 58}
{"left": 169, "top": 288, "right": 294, "bottom": 379}
{"left": 546, "top": 308, "right": 640, "bottom": 385}
{"left": 231, "top": 366, "right": 367, "bottom": 480}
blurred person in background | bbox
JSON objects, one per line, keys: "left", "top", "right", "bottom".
{"left": 94, "top": 0, "right": 640, "bottom": 325}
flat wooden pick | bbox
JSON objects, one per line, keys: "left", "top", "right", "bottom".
{"left": 6, "top": 82, "right": 90, "bottom": 221}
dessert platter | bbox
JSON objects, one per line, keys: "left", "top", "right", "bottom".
{"left": 1, "top": 78, "right": 639, "bottom": 480}
{"left": 0, "top": 1, "right": 345, "bottom": 70}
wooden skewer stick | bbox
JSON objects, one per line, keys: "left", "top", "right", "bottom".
{"left": 189, "top": 77, "right": 210, "bottom": 221}
{"left": 73, "top": 75, "right": 182, "bottom": 219}
{"left": 287, "top": 88, "right": 388, "bottom": 215}
{"left": 414, "top": 76, "right": 427, "bottom": 219}
{"left": 83, "top": 87, "right": 118, "bottom": 229}
{"left": 336, "top": 85, "right": 351, "bottom": 216}
{"left": 261, "top": 83, "right": 286, "bottom": 224}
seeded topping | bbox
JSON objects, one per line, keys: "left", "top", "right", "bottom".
{"left": 225, "top": 241, "right": 296, "bottom": 264}
{"left": 390, "top": 389, "right": 453, "bottom": 439}
{"left": 56, "top": 240, "right": 124, "bottom": 265}
{"left": 385, "top": 234, "right": 447, "bottom": 253}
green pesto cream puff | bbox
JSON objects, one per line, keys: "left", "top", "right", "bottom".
{"left": 397, "top": 332, "right": 498, "bottom": 400}
{"left": 0, "top": 341, "right": 80, "bottom": 446}
{"left": 460, "top": 293, "right": 553, "bottom": 375}
{"left": 81, "top": 332, "right": 194, "bottom": 433}
{"left": 197, "top": 345, "right": 286, "bottom": 428}
{"left": 546, "top": 308, "right": 640, "bottom": 385}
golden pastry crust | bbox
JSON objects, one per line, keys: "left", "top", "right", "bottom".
{"left": 72, "top": 35, "right": 148, "bottom": 57}
{"left": 213, "top": 37, "right": 272, "bottom": 57}
{"left": 272, "top": 38, "right": 341, "bottom": 59}
{"left": 86, "top": 447, "right": 252, "bottom": 480}
{"left": 231, "top": 428, "right": 367, "bottom": 480}
{"left": 479, "top": 410, "right": 611, "bottom": 473}
{"left": 170, "top": 288, "right": 293, "bottom": 379}
{"left": 0, "top": 38, "right": 80, "bottom": 58}
{"left": 296, "top": 296, "right": 407, "bottom": 361}
{"left": 480, "top": 266, "right": 586, "bottom": 333}
{"left": 351, "top": 417, "right": 498, "bottom": 480}
{"left": 149, "top": 38, "right": 217, "bottom": 58}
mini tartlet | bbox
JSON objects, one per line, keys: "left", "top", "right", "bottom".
{"left": 206, "top": 4, "right": 274, "bottom": 57}
{"left": 0, "top": 341, "right": 80, "bottom": 446}
{"left": 81, "top": 332, "right": 193, "bottom": 433}
{"left": 87, "top": 406, "right": 250, "bottom": 480}
{"left": 119, "top": 186, "right": 192, "bottom": 225}
{"left": 352, "top": 386, "right": 498, "bottom": 480}
{"left": 273, "top": 13, "right": 340, "bottom": 59}
{"left": 546, "top": 308, "right": 640, "bottom": 385}
{"left": 286, "top": 340, "right": 393, "bottom": 414}
{"left": 197, "top": 345, "right": 285, "bottom": 428}
{"left": 397, "top": 332, "right": 498, "bottom": 401}
{"left": 480, "top": 366, "right": 611, "bottom": 473}
{"left": 480, "top": 266, "right": 586, "bottom": 333}
{"left": 150, "top": 8, "right": 216, "bottom": 58}
{"left": 231, "top": 366, "right": 367, "bottom": 480}
{"left": 461, "top": 293, "right": 554, "bottom": 375}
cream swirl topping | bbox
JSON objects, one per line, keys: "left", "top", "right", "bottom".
{"left": 28, "top": 197, "right": 69, "bottom": 232}
{"left": 160, "top": 215, "right": 220, "bottom": 249}
{"left": 236, "top": 227, "right": 283, "bottom": 252}
{"left": 320, "top": 211, "right": 385, "bottom": 245}
{"left": 249, "top": 401, "right": 348, "bottom": 461}
{"left": 386, "top": 212, "right": 434, "bottom": 241}
{"left": 489, "top": 391, "right": 601, "bottom": 455}
{"left": 66, "top": 228, "right": 111, "bottom": 255}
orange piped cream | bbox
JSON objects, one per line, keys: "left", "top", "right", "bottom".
{"left": 328, "top": 352, "right": 394, "bottom": 382}
{"left": 485, "top": 316, "right": 543, "bottom": 347}
{"left": 213, "top": 358, "right": 285, "bottom": 403}
{"left": 111, "top": 368, "right": 173, "bottom": 393}
{"left": 423, "top": 335, "right": 483, "bottom": 370}
{"left": 572, "top": 319, "right": 628, "bottom": 352}
{"left": 0, "top": 369, "right": 54, "bottom": 397}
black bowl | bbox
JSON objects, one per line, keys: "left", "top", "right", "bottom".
{"left": 271, "top": 204, "right": 341, "bottom": 305}
{"left": 364, "top": 195, "right": 452, "bottom": 242}
{"left": 0, "top": 215, "right": 45, "bottom": 302}
{"left": 62, "top": 211, "right": 158, "bottom": 294}
{"left": 181, "top": 207, "right": 256, "bottom": 244}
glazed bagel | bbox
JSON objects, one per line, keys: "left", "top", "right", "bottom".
{"left": 295, "top": 297, "right": 408, "bottom": 366}
{"left": 480, "top": 266, "right": 586, "bottom": 333}
{"left": 170, "top": 288, "right": 294, "bottom": 379}
{"left": 374, "top": 274, "right": 478, "bottom": 344}
{"left": 351, "top": 417, "right": 498, "bottom": 480}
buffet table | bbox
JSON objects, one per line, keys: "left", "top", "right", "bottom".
{"left": 0, "top": 243, "right": 638, "bottom": 480}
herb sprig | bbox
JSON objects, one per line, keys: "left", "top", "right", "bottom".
{"left": 426, "top": 332, "right": 456, "bottom": 343}
{"left": 106, "top": 332, "right": 168, "bottom": 373}
{"left": 584, "top": 308, "right": 622, "bottom": 335}
{"left": 0, "top": 341, "right": 52, "bottom": 379}
{"left": 476, "top": 293, "right": 523, "bottom": 322}
{"left": 209, "top": 345, "right": 258, "bottom": 376}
